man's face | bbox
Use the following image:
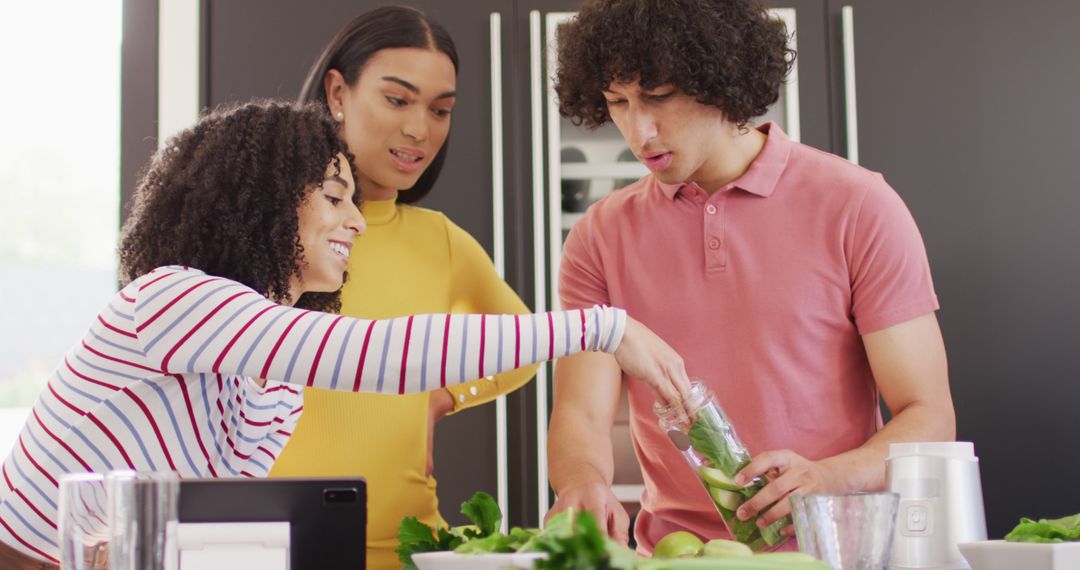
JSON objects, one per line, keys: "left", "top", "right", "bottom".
{"left": 603, "top": 80, "right": 729, "bottom": 186}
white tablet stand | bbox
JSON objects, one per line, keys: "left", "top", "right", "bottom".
{"left": 174, "top": 521, "right": 290, "bottom": 570}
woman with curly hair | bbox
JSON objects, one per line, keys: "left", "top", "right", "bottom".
{"left": 271, "top": 8, "right": 540, "bottom": 568}
{"left": 0, "top": 100, "right": 690, "bottom": 569}
{"left": 547, "top": 0, "right": 952, "bottom": 555}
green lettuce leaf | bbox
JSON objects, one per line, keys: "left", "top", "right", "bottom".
{"left": 687, "top": 416, "right": 746, "bottom": 477}
{"left": 1005, "top": 513, "right": 1080, "bottom": 543}
{"left": 397, "top": 491, "right": 503, "bottom": 567}
{"left": 454, "top": 532, "right": 515, "bottom": 553}
{"left": 461, "top": 491, "right": 502, "bottom": 537}
{"left": 396, "top": 516, "right": 455, "bottom": 570}
{"left": 532, "top": 510, "right": 612, "bottom": 570}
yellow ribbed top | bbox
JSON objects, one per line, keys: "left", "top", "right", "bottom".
{"left": 269, "top": 198, "right": 536, "bottom": 569}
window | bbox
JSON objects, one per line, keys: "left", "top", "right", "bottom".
{"left": 0, "top": 0, "right": 122, "bottom": 454}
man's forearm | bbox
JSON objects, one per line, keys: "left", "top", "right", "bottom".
{"left": 548, "top": 413, "right": 616, "bottom": 492}
{"left": 823, "top": 400, "right": 956, "bottom": 492}
{"left": 547, "top": 351, "right": 623, "bottom": 495}
{"left": 837, "top": 312, "right": 956, "bottom": 491}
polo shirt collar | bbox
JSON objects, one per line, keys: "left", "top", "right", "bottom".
{"left": 654, "top": 122, "right": 792, "bottom": 200}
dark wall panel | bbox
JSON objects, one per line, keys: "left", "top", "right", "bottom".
{"left": 120, "top": 0, "right": 158, "bottom": 222}
{"left": 847, "top": 0, "right": 1080, "bottom": 537}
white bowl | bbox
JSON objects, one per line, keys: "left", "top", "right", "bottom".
{"left": 958, "top": 540, "right": 1080, "bottom": 570}
{"left": 411, "top": 551, "right": 546, "bottom": 570}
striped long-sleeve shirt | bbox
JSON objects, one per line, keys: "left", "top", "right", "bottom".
{"left": 0, "top": 266, "right": 627, "bottom": 563}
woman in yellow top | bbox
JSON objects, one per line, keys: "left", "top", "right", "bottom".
{"left": 268, "top": 7, "right": 537, "bottom": 568}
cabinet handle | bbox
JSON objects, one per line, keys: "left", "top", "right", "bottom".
{"left": 769, "top": 7, "right": 801, "bottom": 143}
{"left": 544, "top": 13, "right": 570, "bottom": 317}
{"left": 158, "top": 0, "right": 200, "bottom": 148}
{"left": 842, "top": 5, "right": 859, "bottom": 164}
{"left": 490, "top": 13, "right": 506, "bottom": 280}
{"left": 489, "top": 11, "right": 509, "bottom": 532}
{"left": 528, "top": 9, "right": 552, "bottom": 518}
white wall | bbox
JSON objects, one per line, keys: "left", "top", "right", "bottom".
{"left": 0, "top": 408, "right": 29, "bottom": 459}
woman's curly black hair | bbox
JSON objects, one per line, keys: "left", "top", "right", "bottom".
{"left": 555, "top": 0, "right": 796, "bottom": 129}
{"left": 119, "top": 100, "right": 357, "bottom": 313}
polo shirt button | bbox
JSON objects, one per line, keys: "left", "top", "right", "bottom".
{"left": 469, "top": 386, "right": 479, "bottom": 396}
{"left": 709, "top": 238, "right": 721, "bottom": 249}
{"left": 458, "top": 394, "right": 466, "bottom": 403}
{"left": 705, "top": 204, "right": 718, "bottom": 215}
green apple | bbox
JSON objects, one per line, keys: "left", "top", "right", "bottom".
{"left": 653, "top": 531, "right": 705, "bottom": 558}
{"left": 701, "top": 538, "right": 753, "bottom": 558}
{"left": 708, "top": 486, "right": 742, "bottom": 511}
{"left": 699, "top": 466, "right": 744, "bottom": 491}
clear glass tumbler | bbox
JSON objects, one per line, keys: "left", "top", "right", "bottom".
{"left": 793, "top": 491, "right": 900, "bottom": 570}
{"left": 58, "top": 472, "right": 111, "bottom": 570}
{"left": 106, "top": 470, "right": 179, "bottom": 570}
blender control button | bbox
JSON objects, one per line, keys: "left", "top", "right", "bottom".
{"left": 907, "top": 505, "right": 928, "bottom": 532}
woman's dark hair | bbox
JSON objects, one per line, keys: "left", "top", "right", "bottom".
{"left": 555, "top": 0, "right": 796, "bottom": 130}
{"left": 119, "top": 100, "right": 356, "bottom": 313}
{"left": 299, "top": 6, "right": 459, "bottom": 204}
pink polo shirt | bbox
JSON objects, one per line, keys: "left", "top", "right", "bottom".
{"left": 558, "top": 123, "right": 939, "bottom": 552}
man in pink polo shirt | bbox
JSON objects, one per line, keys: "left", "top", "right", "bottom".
{"left": 545, "top": 0, "right": 957, "bottom": 554}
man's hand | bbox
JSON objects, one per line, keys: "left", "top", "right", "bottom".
{"left": 733, "top": 450, "right": 845, "bottom": 535}
{"left": 546, "top": 481, "right": 631, "bottom": 545}
{"left": 426, "top": 388, "right": 455, "bottom": 477}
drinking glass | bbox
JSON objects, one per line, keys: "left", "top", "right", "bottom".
{"left": 106, "top": 470, "right": 179, "bottom": 570}
{"left": 789, "top": 493, "right": 821, "bottom": 559}
{"left": 793, "top": 491, "right": 900, "bottom": 570}
{"left": 59, "top": 472, "right": 110, "bottom": 570}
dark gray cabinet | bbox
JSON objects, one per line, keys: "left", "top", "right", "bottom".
{"left": 831, "top": 0, "right": 1080, "bottom": 537}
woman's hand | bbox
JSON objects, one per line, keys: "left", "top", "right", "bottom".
{"left": 613, "top": 316, "right": 691, "bottom": 407}
{"left": 426, "top": 388, "right": 454, "bottom": 477}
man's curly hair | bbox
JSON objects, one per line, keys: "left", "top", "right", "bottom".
{"left": 119, "top": 100, "right": 357, "bottom": 313}
{"left": 555, "top": 0, "right": 796, "bottom": 129}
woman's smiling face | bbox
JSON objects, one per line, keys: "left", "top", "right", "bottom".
{"left": 290, "top": 153, "right": 366, "bottom": 302}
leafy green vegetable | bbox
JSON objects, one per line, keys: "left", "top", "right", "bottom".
{"left": 396, "top": 516, "right": 462, "bottom": 569}
{"left": 397, "top": 493, "right": 640, "bottom": 568}
{"left": 532, "top": 509, "right": 613, "bottom": 570}
{"left": 1005, "top": 513, "right": 1080, "bottom": 543}
{"left": 513, "top": 508, "right": 576, "bottom": 553}
{"left": 605, "top": 538, "right": 640, "bottom": 570}
{"left": 396, "top": 491, "right": 506, "bottom": 568}
{"left": 454, "top": 532, "right": 515, "bottom": 553}
{"left": 713, "top": 503, "right": 761, "bottom": 544}
{"left": 688, "top": 416, "right": 746, "bottom": 477}
{"left": 759, "top": 518, "right": 787, "bottom": 546}
{"left": 461, "top": 491, "right": 502, "bottom": 537}
{"left": 453, "top": 525, "right": 540, "bottom": 554}
{"left": 507, "top": 527, "right": 541, "bottom": 551}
